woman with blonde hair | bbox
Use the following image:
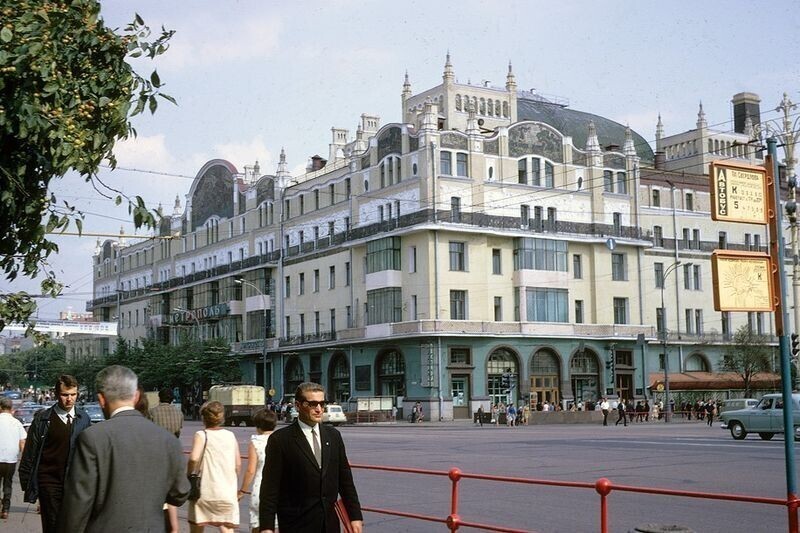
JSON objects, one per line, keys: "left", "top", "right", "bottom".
{"left": 187, "top": 401, "right": 240, "bottom": 532}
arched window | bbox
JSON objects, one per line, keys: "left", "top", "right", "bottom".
{"left": 495, "top": 100, "right": 501, "bottom": 116}
{"left": 502, "top": 101, "right": 509, "bottom": 117}
{"left": 328, "top": 352, "right": 350, "bottom": 403}
{"left": 487, "top": 99, "right": 494, "bottom": 116}
{"left": 479, "top": 98, "right": 486, "bottom": 115}
{"left": 284, "top": 357, "right": 305, "bottom": 400}
{"left": 487, "top": 348, "right": 519, "bottom": 405}
{"left": 570, "top": 351, "right": 600, "bottom": 404}
{"left": 376, "top": 350, "right": 405, "bottom": 397}
{"left": 530, "top": 349, "right": 560, "bottom": 408}
{"left": 455, "top": 94, "right": 462, "bottom": 111}
{"left": 685, "top": 353, "right": 709, "bottom": 372}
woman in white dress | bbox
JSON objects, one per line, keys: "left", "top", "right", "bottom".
{"left": 188, "top": 401, "right": 241, "bottom": 532}
{"left": 238, "top": 408, "right": 278, "bottom": 533}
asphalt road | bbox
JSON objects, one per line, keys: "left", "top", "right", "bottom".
{"left": 6, "top": 418, "right": 798, "bottom": 532}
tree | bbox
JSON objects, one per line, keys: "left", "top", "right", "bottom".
{"left": 719, "top": 325, "right": 773, "bottom": 397}
{"left": 0, "top": 1, "right": 174, "bottom": 332}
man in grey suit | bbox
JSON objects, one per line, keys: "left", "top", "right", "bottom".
{"left": 58, "top": 365, "right": 189, "bottom": 532}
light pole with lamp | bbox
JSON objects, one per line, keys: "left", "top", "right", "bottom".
{"left": 235, "top": 278, "right": 270, "bottom": 396}
{"left": 660, "top": 261, "right": 681, "bottom": 422}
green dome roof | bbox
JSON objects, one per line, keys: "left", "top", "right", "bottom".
{"left": 517, "top": 97, "right": 654, "bottom": 164}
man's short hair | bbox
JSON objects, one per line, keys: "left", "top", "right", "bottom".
{"left": 55, "top": 374, "right": 79, "bottom": 394}
{"left": 294, "top": 382, "right": 325, "bottom": 403}
{"left": 253, "top": 408, "right": 277, "bottom": 431}
{"left": 158, "top": 388, "right": 174, "bottom": 403}
{"left": 0, "top": 397, "right": 12, "bottom": 411}
{"left": 95, "top": 365, "right": 138, "bottom": 403}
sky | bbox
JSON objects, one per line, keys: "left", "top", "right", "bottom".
{"left": 4, "top": 0, "right": 800, "bottom": 320}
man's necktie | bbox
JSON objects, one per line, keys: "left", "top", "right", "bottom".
{"left": 66, "top": 413, "right": 73, "bottom": 432}
{"left": 311, "top": 427, "right": 322, "bottom": 468}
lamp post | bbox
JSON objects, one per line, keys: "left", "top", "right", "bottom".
{"left": 235, "top": 279, "right": 270, "bottom": 396}
{"left": 660, "top": 261, "right": 681, "bottom": 423}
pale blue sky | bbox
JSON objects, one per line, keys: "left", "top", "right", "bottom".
{"left": 5, "top": 0, "right": 800, "bottom": 319}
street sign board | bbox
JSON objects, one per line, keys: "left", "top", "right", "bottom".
{"left": 709, "top": 162, "right": 768, "bottom": 224}
{"left": 711, "top": 250, "right": 774, "bottom": 312}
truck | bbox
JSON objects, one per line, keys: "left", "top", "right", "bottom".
{"left": 207, "top": 385, "right": 265, "bottom": 426}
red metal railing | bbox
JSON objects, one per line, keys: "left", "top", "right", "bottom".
{"left": 348, "top": 463, "right": 800, "bottom": 533}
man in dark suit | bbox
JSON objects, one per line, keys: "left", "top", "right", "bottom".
{"left": 58, "top": 365, "right": 189, "bottom": 532}
{"left": 18, "top": 375, "right": 91, "bottom": 533}
{"left": 259, "top": 382, "right": 362, "bottom": 533}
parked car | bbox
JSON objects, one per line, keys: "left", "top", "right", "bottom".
{"left": 13, "top": 406, "right": 42, "bottom": 429}
{"left": 83, "top": 403, "right": 105, "bottom": 424}
{"left": 718, "top": 398, "right": 758, "bottom": 414}
{"left": 322, "top": 404, "right": 347, "bottom": 426}
{"left": 719, "top": 393, "right": 800, "bottom": 440}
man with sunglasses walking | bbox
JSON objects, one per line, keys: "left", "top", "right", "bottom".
{"left": 259, "top": 382, "right": 362, "bottom": 533}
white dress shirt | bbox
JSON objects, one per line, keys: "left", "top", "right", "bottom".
{"left": 53, "top": 404, "right": 76, "bottom": 424}
{"left": 297, "top": 418, "right": 322, "bottom": 464}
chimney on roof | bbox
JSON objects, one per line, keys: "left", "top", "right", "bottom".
{"left": 308, "top": 155, "right": 327, "bottom": 172}
{"left": 732, "top": 92, "right": 761, "bottom": 134}
{"left": 654, "top": 151, "right": 666, "bottom": 170}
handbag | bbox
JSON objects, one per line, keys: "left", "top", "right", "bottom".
{"left": 188, "top": 430, "right": 207, "bottom": 501}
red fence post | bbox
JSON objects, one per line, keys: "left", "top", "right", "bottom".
{"left": 447, "top": 468, "right": 462, "bottom": 532}
{"left": 789, "top": 495, "right": 799, "bottom": 533}
{"left": 595, "top": 478, "right": 612, "bottom": 533}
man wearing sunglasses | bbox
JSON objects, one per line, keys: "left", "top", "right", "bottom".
{"left": 259, "top": 382, "right": 362, "bottom": 533}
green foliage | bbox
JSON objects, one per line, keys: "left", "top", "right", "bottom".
{"left": 0, "top": 1, "right": 174, "bottom": 332}
{"left": 1, "top": 337, "right": 241, "bottom": 399}
{"left": 720, "top": 325, "right": 773, "bottom": 397}
{"left": 0, "top": 343, "right": 67, "bottom": 389}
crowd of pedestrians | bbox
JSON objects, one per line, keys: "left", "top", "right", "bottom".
{"left": 0, "top": 371, "right": 363, "bottom": 533}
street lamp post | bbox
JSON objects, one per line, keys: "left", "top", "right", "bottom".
{"left": 235, "top": 279, "right": 270, "bottom": 396}
{"left": 660, "top": 261, "right": 681, "bottom": 423}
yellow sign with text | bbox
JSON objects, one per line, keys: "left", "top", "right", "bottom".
{"left": 711, "top": 251, "right": 774, "bottom": 312}
{"left": 709, "top": 162, "right": 768, "bottom": 224}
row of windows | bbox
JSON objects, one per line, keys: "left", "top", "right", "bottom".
{"left": 651, "top": 226, "right": 760, "bottom": 251}
{"left": 651, "top": 189, "right": 693, "bottom": 210}
{"left": 284, "top": 263, "right": 350, "bottom": 297}
{"left": 440, "top": 150, "right": 468, "bottom": 177}
{"left": 284, "top": 308, "right": 341, "bottom": 337}
{"left": 603, "top": 170, "right": 628, "bottom": 194}
{"left": 285, "top": 179, "right": 352, "bottom": 220}
{"left": 517, "top": 157, "right": 555, "bottom": 187}
{"left": 454, "top": 94, "right": 509, "bottom": 117}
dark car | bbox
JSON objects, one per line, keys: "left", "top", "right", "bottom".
{"left": 1, "top": 390, "right": 22, "bottom": 400}
{"left": 83, "top": 403, "right": 105, "bottom": 424}
{"left": 13, "top": 406, "right": 42, "bottom": 429}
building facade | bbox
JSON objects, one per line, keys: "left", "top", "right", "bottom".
{"left": 88, "top": 57, "right": 784, "bottom": 420}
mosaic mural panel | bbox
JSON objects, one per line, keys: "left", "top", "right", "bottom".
{"left": 378, "top": 126, "right": 402, "bottom": 160}
{"left": 256, "top": 177, "right": 275, "bottom": 206}
{"left": 484, "top": 138, "right": 499, "bottom": 155}
{"left": 603, "top": 154, "right": 626, "bottom": 169}
{"left": 508, "top": 123, "right": 563, "bottom": 162}
{"left": 572, "top": 147, "right": 586, "bottom": 167}
{"left": 440, "top": 132, "right": 468, "bottom": 150}
{"left": 191, "top": 164, "right": 234, "bottom": 230}
{"left": 409, "top": 135, "right": 419, "bottom": 152}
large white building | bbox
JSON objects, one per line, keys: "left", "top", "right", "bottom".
{"left": 88, "top": 57, "right": 784, "bottom": 419}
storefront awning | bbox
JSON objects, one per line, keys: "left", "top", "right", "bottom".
{"left": 648, "top": 372, "right": 783, "bottom": 391}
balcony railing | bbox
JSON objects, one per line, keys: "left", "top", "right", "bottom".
{"left": 278, "top": 331, "right": 337, "bottom": 347}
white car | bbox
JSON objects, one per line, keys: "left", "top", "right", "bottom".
{"left": 322, "top": 404, "right": 347, "bottom": 426}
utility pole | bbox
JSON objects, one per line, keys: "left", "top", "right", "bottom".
{"left": 776, "top": 94, "right": 800, "bottom": 389}
{"left": 660, "top": 261, "right": 681, "bottom": 422}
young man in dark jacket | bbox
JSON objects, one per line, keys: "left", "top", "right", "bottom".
{"left": 18, "top": 375, "right": 90, "bottom": 533}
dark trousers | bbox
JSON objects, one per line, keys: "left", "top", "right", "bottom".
{"left": 602, "top": 409, "right": 609, "bottom": 426}
{"left": 615, "top": 411, "right": 627, "bottom": 426}
{"left": 0, "top": 462, "right": 14, "bottom": 512}
{"left": 38, "top": 482, "right": 63, "bottom": 533}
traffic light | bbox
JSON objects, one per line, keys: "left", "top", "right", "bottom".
{"left": 792, "top": 333, "right": 800, "bottom": 359}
